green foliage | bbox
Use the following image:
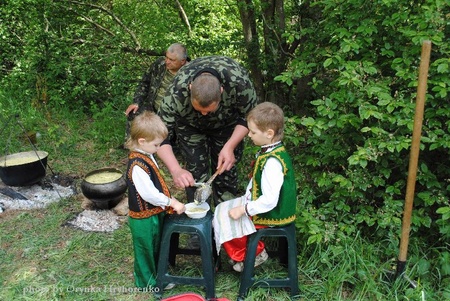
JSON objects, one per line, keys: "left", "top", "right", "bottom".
{"left": 0, "top": 0, "right": 245, "bottom": 118}
{"left": 436, "top": 205, "right": 450, "bottom": 239}
{"left": 89, "top": 101, "right": 126, "bottom": 147}
{"left": 1, "top": 0, "right": 449, "bottom": 298}
{"left": 276, "top": 0, "right": 450, "bottom": 289}
{"left": 281, "top": 0, "right": 449, "bottom": 234}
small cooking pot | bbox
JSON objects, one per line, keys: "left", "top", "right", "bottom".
{"left": 81, "top": 168, "right": 127, "bottom": 209}
{"left": 0, "top": 150, "right": 48, "bottom": 186}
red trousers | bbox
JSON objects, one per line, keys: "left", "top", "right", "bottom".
{"left": 222, "top": 224, "right": 267, "bottom": 262}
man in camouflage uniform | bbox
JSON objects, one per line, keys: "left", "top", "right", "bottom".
{"left": 122, "top": 43, "right": 188, "bottom": 145}
{"left": 157, "top": 55, "right": 258, "bottom": 205}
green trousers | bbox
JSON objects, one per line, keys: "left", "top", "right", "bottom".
{"left": 128, "top": 213, "right": 164, "bottom": 288}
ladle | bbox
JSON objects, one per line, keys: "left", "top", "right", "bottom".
{"left": 193, "top": 168, "right": 221, "bottom": 204}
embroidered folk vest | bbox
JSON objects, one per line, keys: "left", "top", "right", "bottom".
{"left": 126, "top": 152, "right": 171, "bottom": 219}
{"left": 251, "top": 145, "right": 297, "bottom": 226}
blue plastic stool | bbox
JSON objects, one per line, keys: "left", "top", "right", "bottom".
{"left": 237, "top": 222, "right": 300, "bottom": 300}
{"left": 156, "top": 211, "right": 216, "bottom": 300}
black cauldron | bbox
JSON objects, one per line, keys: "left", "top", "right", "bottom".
{"left": 80, "top": 168, "right": 127, "bottom": 209}
{"left": 0, "top": 150, "right": 48, "bottom": 186}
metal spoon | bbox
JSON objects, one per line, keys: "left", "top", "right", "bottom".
{"left": 193, "top": 168, "right": 221, "bottom": 204}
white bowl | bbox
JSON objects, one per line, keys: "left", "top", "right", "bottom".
{"left": 185, "top": 202, "right": 210, "bottom": 219}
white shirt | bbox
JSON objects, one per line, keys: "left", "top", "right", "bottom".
{"left": 131, "top": 151, "right": 171, "bottom": 208}
{"left": 244, "top": 154, "right": 284, "bottom": 216}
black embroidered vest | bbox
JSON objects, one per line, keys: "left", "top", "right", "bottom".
{"left": 126, "top": 152, "right": 171, "bottom": 219}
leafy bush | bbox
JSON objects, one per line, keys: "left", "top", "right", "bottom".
{"left": 276, "top": 1, "right": 450, "bottom": 292}
{"left": 280, "top": 0, "right": 449, "bottom": 245}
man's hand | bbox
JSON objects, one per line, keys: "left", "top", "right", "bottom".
{"left": 171, "top": 168, "right": 195, "bottom": 188}
{"left": 218, "top": 124, "right": 248, "bottom": 171}
{"left": 218, "top": 144, "right": 236, "bottom": 172}
{"left": 125, "top": 104, "right": 139, "bottom": 116}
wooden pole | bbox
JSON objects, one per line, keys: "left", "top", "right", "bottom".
{"left": 396, "top": 40, "right": 432, "bottom": 277}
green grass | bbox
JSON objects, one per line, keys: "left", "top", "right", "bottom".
{"left": 0, "top": 198, "right": 140, "bottom": 301}
{"left": 1, "top": 106, "right": 449, "bottom": 300}
{"left": 0, "top": 198, "right": 289, "bottom": 300}
{"left": 1, "top": 201, "right": 440, "bottom": 300}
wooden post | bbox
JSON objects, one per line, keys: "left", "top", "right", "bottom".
{"left": 396, "top": 40, "right": 432, "bottom": 277}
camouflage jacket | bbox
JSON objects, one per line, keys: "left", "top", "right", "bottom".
{"left": 133, "top": 57, "right": 166, "bottom": 112}
{"left": 159, "top": 56, "right": 258, "bottom": 144}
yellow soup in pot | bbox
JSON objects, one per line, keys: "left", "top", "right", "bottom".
{"left": 1, "top": 156, "right": 41, "bottom": 167}
{"left": 85, "top": 171, "right": 122, "bottom": 184}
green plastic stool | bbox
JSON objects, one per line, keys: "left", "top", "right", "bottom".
{"left": 156, "top": 211, "right": 216, "bottom": 300}
{"left": 237, "top": 222, "right": 300, "bottom": 300}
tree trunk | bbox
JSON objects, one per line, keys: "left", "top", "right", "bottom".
{"left": 236, "top": 0, "right": 265, "bottom": 101}
{"left": 261, "top": 0, "right": 291, "bottom": 107}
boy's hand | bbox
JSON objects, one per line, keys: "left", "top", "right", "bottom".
{"left": 170, "top": 198, "right": 186, "bottom": 214}
{"left": 229, "top": 205, "right": 245, "bottom": 220}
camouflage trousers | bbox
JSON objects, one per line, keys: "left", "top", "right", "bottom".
{"left": 177, "top": 124, "right": 243, "bottom": 206}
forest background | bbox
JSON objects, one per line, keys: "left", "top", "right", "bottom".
{"left": 0, "top": 0, "right": 449, "bottom": 300}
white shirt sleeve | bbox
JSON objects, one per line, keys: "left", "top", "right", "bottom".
{"left": 132, "top": 165, "right": 171, "bottom": 208}
{"left": 245, "top": 157, "right": 283, "bottom": 216}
